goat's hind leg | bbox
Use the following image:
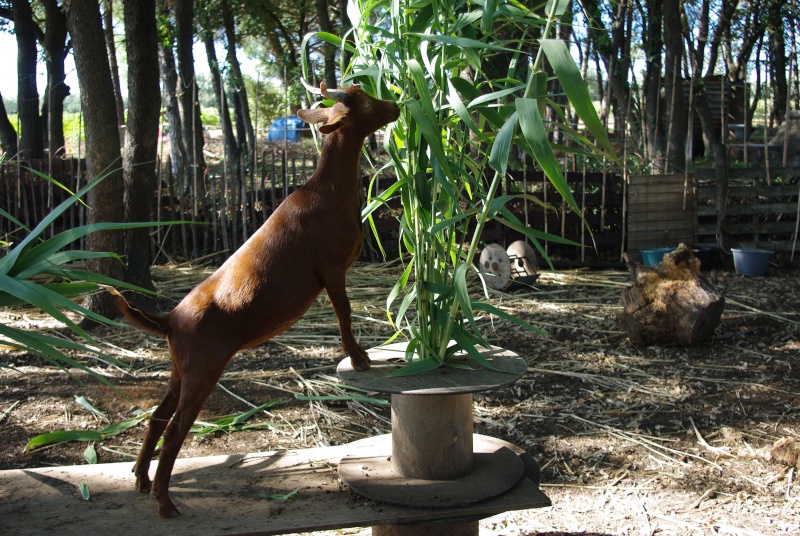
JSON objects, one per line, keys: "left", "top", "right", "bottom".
{"left": 151, "top": 364, "right": 227, "bottom": 518}
{"left": 133, "top": 373, "right": 181, "bottom": 493}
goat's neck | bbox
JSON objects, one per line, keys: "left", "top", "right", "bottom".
{"left": 312, "top": 131, "right": 364, "bottom": 193}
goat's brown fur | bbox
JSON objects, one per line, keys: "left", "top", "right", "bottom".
{"left": 118, "top": 83, "right": 399, "bottom": 518}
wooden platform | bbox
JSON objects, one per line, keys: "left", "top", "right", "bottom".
{"left": 0, "top": 442, "right": 550, "bottom": 535}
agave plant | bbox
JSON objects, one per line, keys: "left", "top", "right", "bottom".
{"left": 0, "top": 166, "right": 158, "bottom": 385}
{"left": 304, "top": 0, "right": 616, "bottom": 374}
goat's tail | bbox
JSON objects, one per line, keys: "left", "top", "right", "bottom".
{"left": 115, "top": 294, "right": 170, "bottom": 338}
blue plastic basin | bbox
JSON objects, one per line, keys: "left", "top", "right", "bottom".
{"left": 732, "top": 248, "right": 773, "bottom": 276}
{"left": 640, "top": 247, "right": 674, "bottom": 267}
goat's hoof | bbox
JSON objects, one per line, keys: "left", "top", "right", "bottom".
{"left": 351, "top": 357, "right": 371, "bottom": 371}
{"left": 136, "top": 475, "right": 152, "bottom": 493}
{"left": 157, "top": 501, "right": 181, "bottom": 518}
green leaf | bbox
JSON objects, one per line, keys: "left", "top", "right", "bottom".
{"left": 23, "top": 430, "right": 104, "bottom": 455}
{"left": 539, "top": 39, "right": 617, "bottom": 161}
{"left": 388, "top": 357, "right": 443, "bottom": 377}
{"left": 515, "top": 98, "right": 580, "bottom": 214}
{"left": 294, "top": 394, "right": 389, "bottom": 406}
{"left": 262, "top": 488, "right": 300, "bottom": 501}
{"left": 489, "top": 111, "right": 518, "bottom": 174}
{"left": 75, "top": 396, "right": 106, "bottom": 419}
{"left": 84, "top": 444, "right": 98, "bottom": 465}
{"left": 79, "top": 482, "right": 91, "bottom": 501}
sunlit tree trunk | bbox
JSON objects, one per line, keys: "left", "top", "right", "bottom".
{"left": 221, "top": 0, "right": 256, "bottom": 166}
{"left": 65, "top": 0, "right": 125, "bottom": 319}
{"left": 12, "top": 0, "right": 44, "bottom": 159}
{"left": 0, "top": 94, "right": 18, "bottom": 155}
{"left": 40, "top": 0, "right": 70, "bottom": 158}
{"left": 103, "top": 0, "right": 126, "bottom": 134}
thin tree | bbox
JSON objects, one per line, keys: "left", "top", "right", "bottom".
{"left": 11, "top": 0, "right": 44, "bottom": 159}
{"left": 65, "top": 0, "right": 125, "bottom": 319}
{"left": 40, "top": 0, "right": 70, "bottom": 158}
{"left": 0, "top": 93, "right": 18, "bottom": 155}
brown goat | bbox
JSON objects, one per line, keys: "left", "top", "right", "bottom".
{"left": 117, "top": 83, "right": 399, "bottom": 518}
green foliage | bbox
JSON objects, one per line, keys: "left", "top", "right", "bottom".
{"left": 303, "top": 0, "right": 615, "bottom": 372}
{"left": 23, "top": 400, "right": 285, "bottom": 454}
{"left": 0, "top": 164, "right": 159, "bottom": 384}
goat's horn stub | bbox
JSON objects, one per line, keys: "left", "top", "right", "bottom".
{"left": 320, "top": 82, "right": 348, "bottom": 103}
{"left": 300, "top": 78, "right": 322, "bottom": 95}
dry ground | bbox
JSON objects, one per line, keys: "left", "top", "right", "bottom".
{"left": 1, "top": 260, "right": 798, "bottom": 535}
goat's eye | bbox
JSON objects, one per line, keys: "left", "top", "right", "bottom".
{"left": 364, "top": 101, "right": 371, "bottom": 109}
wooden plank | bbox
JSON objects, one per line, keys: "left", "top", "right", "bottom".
{"left": 696, "top": 184, "right": 799, "bottom": 198}
{"left": 696, "top": 221, "right": 799, "bottom": 235}
{"left": 0, "top": 443, "right": 549, "bottom": 536}
{"left": 694, "top": 166, "right": 800, "bottom": 181}
{"left": 696, "top": 202, "right": 798, "bottom": 216}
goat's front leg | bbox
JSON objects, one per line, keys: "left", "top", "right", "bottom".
{"left": 325, "top": 275, "right": 370, "bottom": 371}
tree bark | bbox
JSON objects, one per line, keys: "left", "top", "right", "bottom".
{"left": 204, "top": 35, "right": 240, "bottom": 170}
{"left": 663, "top": 0, "right": 686, "bottom": 172}
{"left": 65, "top": 0, "right": 125, "bottom": 319}
{"left": 122, "top": 0, "right": 160, "bottom": 304}
{"left": 175, "top": 0, "right": 206, "bottom": 180}
{"left": 315, "top": 0, "right": 338, "bottom": 89}
{"left": 766, "top": 0, "right": 788, "bottom": 124}
{"left": 12, "top": 0, "right": 44, "bottom": 159}
{"left": 40, "top": 0, "right": 70, "bottom": 158}
{"left": 641, "top": 0, "right": 665, "bottom": 168}
{"left": 0, "top": 94, "right": 18, "bottom": 155}
{"left": 221, "top": 0, "right": 256, "bottom": 164}
{"left": 103, "top": 0, "right": 126, "bottom": 132}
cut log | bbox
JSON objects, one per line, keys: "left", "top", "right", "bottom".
{"left": 616, "top": 243, "right": 725, "bottom": 346}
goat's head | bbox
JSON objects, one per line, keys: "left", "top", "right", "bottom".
{"left": 298, "top": 82, "right": 400, "bottom": 137}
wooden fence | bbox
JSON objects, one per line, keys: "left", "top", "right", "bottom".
{"left": 12, "top": 156, "right": 797, "bottom": 266}
{"left": 1, "top": 154, "right": 626, "bottom": 264}
{"left": 694, "top": 167, "right": 800, "bottom": 255}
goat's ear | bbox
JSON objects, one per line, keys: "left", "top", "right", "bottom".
{"left": 297, "top": 108, "right": 330, "bottom": 125}
{"left": 297, "top": 107, "right": 348, "bottom": 134}
{"left": 317, "top": 108, "right": 348, "bottom": 134}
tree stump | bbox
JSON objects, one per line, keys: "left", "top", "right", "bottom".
{"left": 616, "top": 244, "right": 725, "bottom": 346}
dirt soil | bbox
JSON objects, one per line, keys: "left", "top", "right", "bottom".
{"left": 1, "top": 261, "right": 798, "bottom": 535}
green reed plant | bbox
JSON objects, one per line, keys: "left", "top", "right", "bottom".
{"left": 304, "top": 0, "right": 616, "bottom": 374}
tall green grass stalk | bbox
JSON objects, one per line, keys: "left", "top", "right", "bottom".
{"left": 304, "top": 0, "right": 616, "bottom": 374}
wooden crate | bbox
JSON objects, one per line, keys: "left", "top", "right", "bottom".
{"left": 627, "top": 174, "right": 695, "bottom": 254}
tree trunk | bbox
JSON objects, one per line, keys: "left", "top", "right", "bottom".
{"left": 159, "top": 35, "right": 187, "bottom": 182}
{"left": 65, "top": 0, "right": 125, "bottom": 320}
{"left": 175, "top": 0, "right": 206, "bottom": 180}
{"left": 766, "top": 1, "right": 788, "bottom": 125}
{"left": 204, "top": 35, "right": 240, "bottom": 170}
{"left": 221, "top": 0, "right": 256, "bottom": 165}
{"left": 122, "top": 0, "right": 160, "bottom": 305}
{"left": 617, "top": 245, "right": 725, "bottom": 347}
{"left": 175, "top": 0, "right": 205, "bottom": 258}
{"left": 103, "top": 0, "right": 126, "bottom": 132}
{"left": 641, "top": 0, "right": 665, "bottom": 168}
{"left": 0, "top": 94, "right": 18, "bottom": 155}
{"left": 663, "top": 0, "right": 686, "bottom": 172}
{"left": 12, "top": 0, "right": 44, "bottom": 159}
{"left": 315, "top": 0, "right": 338, "bottom": 89}
{"left": 40, "top": 0, "right": 70, "bottom": 158}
